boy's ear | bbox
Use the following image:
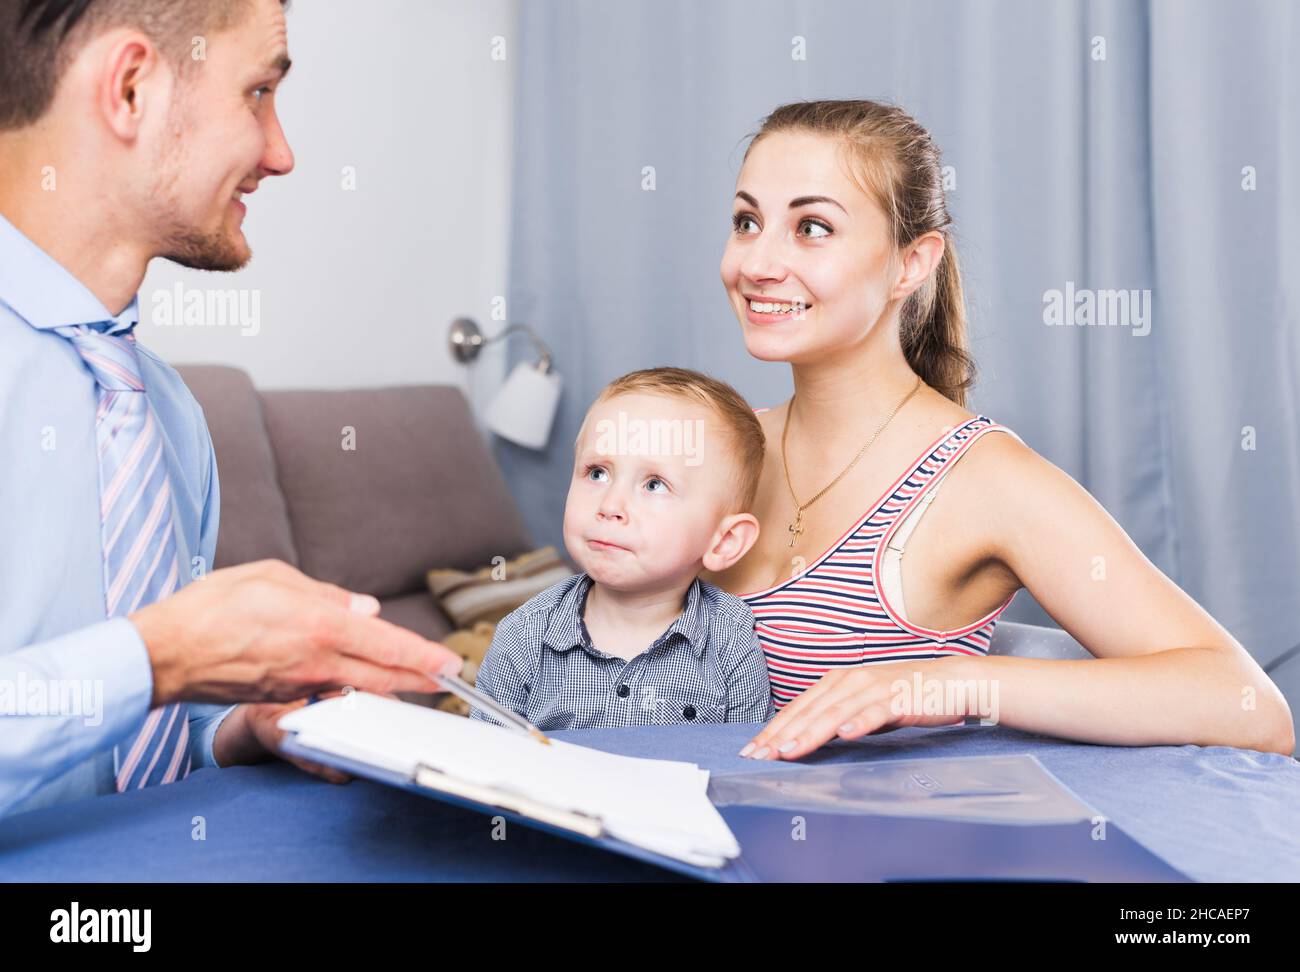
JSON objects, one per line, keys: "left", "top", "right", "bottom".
{"left": 702, "top": 512, "right": 760, "bottom": 573}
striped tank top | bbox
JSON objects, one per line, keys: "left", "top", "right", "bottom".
{"left": 741, "top": 414, "right": 1021, "bottom": 711}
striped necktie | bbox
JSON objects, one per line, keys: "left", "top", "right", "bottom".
{"left": 59, "top": 323, "right": 192, "bottom": 790}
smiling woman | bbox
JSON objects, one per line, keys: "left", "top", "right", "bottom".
{"left": 701, "top": 98, "right": 1294, "bottom": 760}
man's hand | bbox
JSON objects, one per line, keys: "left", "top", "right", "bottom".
{"left": 130, "top": 559, "right": 461, "bottom": 706}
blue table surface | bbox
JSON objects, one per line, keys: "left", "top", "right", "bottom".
{"left": 1, "top": 722, "right": 1297, "bottom": 882}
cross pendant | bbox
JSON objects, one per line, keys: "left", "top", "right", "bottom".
{"left": 787, "top": 511, "right": 804, "bottom": 547}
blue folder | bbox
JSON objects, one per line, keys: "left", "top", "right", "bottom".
{"left": 280, "top": 736, "right": 1190, "bottom": 883}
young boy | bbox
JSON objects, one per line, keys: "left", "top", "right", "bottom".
{"left": 471, "top": 367, "right": 774, "bottom": 730}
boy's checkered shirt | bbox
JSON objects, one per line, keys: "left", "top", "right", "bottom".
{"left": 470, "top": 572, "right": 775, "bottom": 731}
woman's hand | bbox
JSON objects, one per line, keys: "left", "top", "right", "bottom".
{"left": 739, "top": 658, "right": 982, "bottom": 761}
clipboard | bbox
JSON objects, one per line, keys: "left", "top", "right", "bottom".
{"left": 279, "top": 733, "right": 745, "bottom": 881}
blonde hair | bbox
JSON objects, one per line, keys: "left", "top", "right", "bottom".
{"left": 587, "top": 366, "right": 766, "bottom": 513}
{"left": 745, "top": 99, "right": 975, "bottom": 405}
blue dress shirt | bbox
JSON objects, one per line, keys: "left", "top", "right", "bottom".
{"left": 0, "top": 213, "right": 234, "bottom": 819}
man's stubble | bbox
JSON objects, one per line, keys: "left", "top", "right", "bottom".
{"left": 148, "top": 93, "right": 252, "bottom": 273}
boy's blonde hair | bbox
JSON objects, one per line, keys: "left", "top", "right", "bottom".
{"left": 586, "top": 366, "right": 766, "bottom": 513}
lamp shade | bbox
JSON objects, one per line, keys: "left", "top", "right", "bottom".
{"left": 484, "top": 361, "right": 563, "bottom": 450}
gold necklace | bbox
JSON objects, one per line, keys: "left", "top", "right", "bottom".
{"left": 781, "top": 375, "right": 923, "bottom": 550}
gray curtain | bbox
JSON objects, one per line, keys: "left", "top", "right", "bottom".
{"left": 493, "top": 0, "right": 1300, "bottom": 698}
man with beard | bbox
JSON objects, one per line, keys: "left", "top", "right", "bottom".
{"left": 0, "top": 0, "right": 461, "bottom": 818}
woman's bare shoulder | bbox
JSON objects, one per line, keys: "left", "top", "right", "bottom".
{"left": 963, "top": 425, "right": 1065, "bottom": 482}
{"left": 942, "top": 418, "right": 1047, "bottom": 487}
{"left": 945, "top": 424, "right": 1112, "bottom": 544}
{"left": 751, "top": 400, "right": 787, "bottom": 440}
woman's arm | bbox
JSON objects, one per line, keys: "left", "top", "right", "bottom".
{"left": 740, "top": 434, "right": 1295, "bottom": 760}
{"left": 972, "top": 434, "right": 1291, "bottom": 754}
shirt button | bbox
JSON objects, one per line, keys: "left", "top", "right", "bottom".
{"left": 683, "top": 705, "right": 697, "bottom": 720}
{"left": 616, "top": 684, "right": 630, "bottom": 698}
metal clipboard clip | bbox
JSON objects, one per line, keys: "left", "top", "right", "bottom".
{"left": 412, "top": 762, "right": 605, "bottom": 839}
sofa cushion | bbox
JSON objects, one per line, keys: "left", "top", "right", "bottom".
{"left": 175, "top": 365, "right": 299, "bottom": 569}
{"left": 259, "top": 385, "right": 533, "bottom": 598}
{"left": 427, "top": 545, "right": 575, "bottom": 627}
{"left": 378, "top": 591, "right": 454, "bottom": 643}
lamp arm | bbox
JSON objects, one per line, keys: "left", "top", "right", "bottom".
{"left": 488, "top": 323, "right": 554, "bottom": 374}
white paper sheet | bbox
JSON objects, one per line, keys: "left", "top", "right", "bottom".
{"left": 279, "top": 693, "right": 739, "bottom": 867}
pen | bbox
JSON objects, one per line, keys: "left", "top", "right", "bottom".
{"left": 436, "top": 671, "right": 551, "bottom": 746}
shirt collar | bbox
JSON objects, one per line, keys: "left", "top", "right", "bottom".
{"left": 542, "top": 572, "right": 710, "bottom": 660}
{"left": 0, "top": 211, "right": 139, "bottom": 335}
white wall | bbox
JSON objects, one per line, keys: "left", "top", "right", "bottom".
{"left": 140, "top": 0, "right": 519, "bottom": 411}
